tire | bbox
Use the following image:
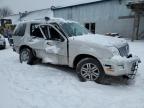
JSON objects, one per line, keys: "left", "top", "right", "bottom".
{"left": 19, "top": 48, "right": 35, "bottom": 65}
{"left": 76, "top": 58, "right": 106, "bottom": 83}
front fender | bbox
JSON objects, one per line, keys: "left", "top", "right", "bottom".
{"left": 68, "top": 41, "right": 113, "bottom": 67}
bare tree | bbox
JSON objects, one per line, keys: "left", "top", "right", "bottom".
{"left": 0, "top": 7, "right": 13, "bottom": 18}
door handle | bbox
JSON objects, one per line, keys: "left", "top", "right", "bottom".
{"left": 47, "top": 42, "right": 53, "bottom": 46}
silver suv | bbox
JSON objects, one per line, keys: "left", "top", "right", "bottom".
{"left": 12, "top": 18, "right": 140, "bottom": 83}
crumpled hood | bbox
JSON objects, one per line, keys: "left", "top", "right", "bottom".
{"left": 72, "top": 34, "right": 127, "bottom": 47}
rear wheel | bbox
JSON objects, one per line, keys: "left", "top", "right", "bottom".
{"left": 19, "top": 48, "right": 35, "bottom": 65}
{"left": 76, "top": 58, "right": 106, "bottom": 83}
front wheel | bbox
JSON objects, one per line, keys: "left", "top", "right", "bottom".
{"left": 19, "top": 48, "right": 35, "bottom": 65}
{"left": 76, "top": 58, "right": 106, "bottom": 83}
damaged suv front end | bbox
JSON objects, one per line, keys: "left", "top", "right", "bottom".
{"left": 103, "top": 43, "right": 141, "bottom": 79}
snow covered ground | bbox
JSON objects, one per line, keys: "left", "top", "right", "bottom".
{"left": 0, "top": 39, "right": 144, "bottom": 108}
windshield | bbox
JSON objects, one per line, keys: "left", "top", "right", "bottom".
{"left": 60, "top": 22, "right": 90, "bottom": 37}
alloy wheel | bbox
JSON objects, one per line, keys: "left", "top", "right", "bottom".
{"left": 80, "top": 63, "right": 100, "bottom": 81}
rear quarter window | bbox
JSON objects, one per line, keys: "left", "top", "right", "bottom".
{"left": 13, "top": 23, "right": 26, "bottom": 36}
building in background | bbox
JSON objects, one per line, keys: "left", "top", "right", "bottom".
{"left": 52, "top": 0, "right": 144, "bottom": 39}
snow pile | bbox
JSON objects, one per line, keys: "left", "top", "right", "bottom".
{"left": 0, "top": 39, "right": 144, "bottom": 108}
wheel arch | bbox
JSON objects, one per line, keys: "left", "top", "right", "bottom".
{"left": 73, "top": 54, "right": 102, "bottom": 69}
{"left": 19, "top": 45, "right": 36, "bottom": 56}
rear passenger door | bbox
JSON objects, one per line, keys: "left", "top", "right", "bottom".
{"left": 28, "top": 24, "right": 48, "bottom": 58}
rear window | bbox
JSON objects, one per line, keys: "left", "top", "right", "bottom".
{"left": 13, "top": 23, "right": 26, "bottom": 36}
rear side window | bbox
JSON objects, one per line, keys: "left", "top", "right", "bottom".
{"left": 14, "top": 23, "right": 26, "bottom": 36}
{"left": 30, "top": 23, "right": 44, "bottom": 38}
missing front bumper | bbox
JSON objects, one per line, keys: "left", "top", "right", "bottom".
{"left": 103, "top": 55, "right": 141, "bottom": 77}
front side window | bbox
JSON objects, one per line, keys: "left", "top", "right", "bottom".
{"left": 49, "top": 26, "right": 63, "bottom": 41}
{"left": 60, "top": 22, "right": 90, "bottom": 37}
{"left": 50, "top": 23, "right": 66, "bottom": 36}
{"left": 40, "top": 25, "right": 49, "bottom": 38}
{"left": 30, "top": 24, "right": 44, "bottom": 38}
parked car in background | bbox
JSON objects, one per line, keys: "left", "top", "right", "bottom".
{"left": 0, "top": 34, "right": 6, "bottom": 49}
{"left": 12, "top": 17, "right": 141, "bottom": 84}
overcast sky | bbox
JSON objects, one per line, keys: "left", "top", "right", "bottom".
{"left": 0, "top": 0, "right": 53, "bottom": 14}
{"left": 0, "top": 0, "right": 101, "bottom": 14}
